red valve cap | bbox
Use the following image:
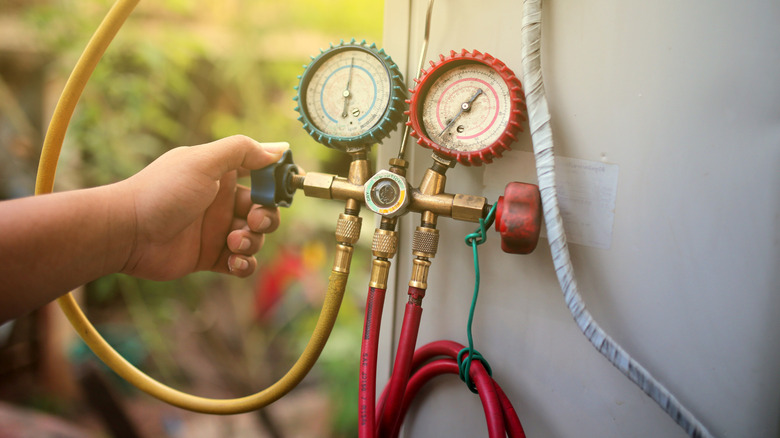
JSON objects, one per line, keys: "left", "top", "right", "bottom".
{"left": 495, "top": 182, "right": 542, "bottom": 254}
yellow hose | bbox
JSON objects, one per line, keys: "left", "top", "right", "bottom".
{"left": 36, "top": 0, "right": 349, "bottom": 414}
{"left": 59, "top": 271, "right": 348, "bottom": 413}
{"left": 36, "top": 0, "right": 140, "bottom": 195}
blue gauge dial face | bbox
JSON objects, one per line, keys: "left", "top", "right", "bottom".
{"left": 304, "top": 48, "right": 392, "bottom": 138}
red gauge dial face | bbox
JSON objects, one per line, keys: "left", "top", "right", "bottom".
{"left": 408, "top": 50, "right": 525, "bottom": 166}
{"left": 421, "top": 63, "right": 511, "bottom": 153}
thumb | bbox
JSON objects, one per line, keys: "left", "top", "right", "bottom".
{"left": 200, "top": 135, "right": 289, "bottom": 178}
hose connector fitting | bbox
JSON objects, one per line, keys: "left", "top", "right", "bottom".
{"left": 333, "top": 244, "right": 354, "bottom": 274}
{"left": 412, "top": 226, "right": 439, "bottom": 258}
{"left": 336, "top": 213, "right": 362, "bottom": 245}
{"left": 333, "top": 213, "right": 361, "bottom": 274}
{"left": 409, "top": 258, "right": 432, "bottom": 289}
{"left": 371, "top": 229, "right": 398, "bottom": 259}
{"left": 370, "top": 259, "right": 392, "bottom": 289}
{"left": 369, "top": 228, "right": 398, "bottom": 289}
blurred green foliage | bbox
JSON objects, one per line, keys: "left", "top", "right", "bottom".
{"left": 15, "top": 0, "right": 386, "bottom": 435}
{"left": 24, "top": 0, "right": 384, "bottom": 187}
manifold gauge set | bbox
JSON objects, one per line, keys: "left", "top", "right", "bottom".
{"left": 256, "top": 38, "right": 541, "bottom": 437}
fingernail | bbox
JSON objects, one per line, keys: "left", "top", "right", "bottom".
{"left": 229, "top": 257, "right": 249, "bottom": 272}
{"left": 258, "top": 217, "right": 272, "bottom": 231}
{"left": 238, "top": 237, "right": 250, "bottom": 251}
{"left": 261, "top": 142, "right": 289, "bottom": 154}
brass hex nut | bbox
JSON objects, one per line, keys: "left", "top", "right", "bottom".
{"left": 302, "top": 173, "right": 335, "bottom": 199}
{"left": 451, "top": 194, "right": 487, "bottom": 223}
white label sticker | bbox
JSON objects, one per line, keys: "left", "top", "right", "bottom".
{"left": 553, "top": 156, "right": 619, "bottom": 249}
{"left": 484, "top": 151, "right": 619, "bottom": 249}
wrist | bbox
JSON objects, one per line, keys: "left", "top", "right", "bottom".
{"left": 98, "top": 181, "right": 139, "bottom": 276}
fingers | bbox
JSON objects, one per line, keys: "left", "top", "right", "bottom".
{"left": 234, "top": 185, "right": 254, "bottom": 218}
{"left": 247, "top": 205, "right": 280, "bottom": 234}
{"left": 200, "top": 135, "right": 285, "bottom": 278}
{"left": 232, "top": 188, "right": 279, "bottom": 238}
{"left": 226, "top": 226, "right": 266, "bottom": 255}
{"left": 220, "top": 205, "right": 277, "bottom": 276}
{"left": 227, "top": 254, "right": 257, "bottom": 278}
{"left": 221, "top": 226, "right": 263, "bottom": 278}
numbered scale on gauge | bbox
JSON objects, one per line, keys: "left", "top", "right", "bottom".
{"left": 408, "top": 49, "right": 526, "bottom": 166}
{"left": 295, "top": 40, "right": 407, "bottom": 150}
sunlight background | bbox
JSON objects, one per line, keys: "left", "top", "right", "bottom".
{"left": 0, "top": 1, "right": 385, "bottom": 436}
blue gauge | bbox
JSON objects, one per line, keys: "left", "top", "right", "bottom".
{"left": 295, "top": 40, "right": 407, "bottom": 151}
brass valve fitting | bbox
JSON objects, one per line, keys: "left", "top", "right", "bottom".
{"left": 408, "top": 226, "right": 438, "bottom": 289}
{"left": 336, "top": 213, "right": 362, "bottom": 245}
{"left": 372, "top": 228, "right": 398, "bottom": 259}
{"left": 452, "top": 194, "right": 489, "bottom": 223}
{"left": 301, "top": 173, "right": 364, "bottom": 202}
{"left": 412, "top": 226, "right": 440, "bottom": 259}
{"left": 302, "top": 173, "right": 336, "bottom": 199}
{"left": 415, "top": 166, "right": 448, "bottom": 226}
{"left": 333, "top": 244, "right": 354, "bottom": 274}
{"left": 370, "top": 259, "right": 391, "bottom": 289}
{"left": 297, "top": 171, "right": 488, "bottom": 223}
{"left": 332, "top": 213, "right": 361, "bottom": 274}
{"left": 409, "top": 258, "right": 432, "bottom": 289}
{"left": 368, "top": 228, "right": 398, "bottom": 289}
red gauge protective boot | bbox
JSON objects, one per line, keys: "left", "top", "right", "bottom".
{"left": 495, "top": 182, "right": 542, "bottom": 254}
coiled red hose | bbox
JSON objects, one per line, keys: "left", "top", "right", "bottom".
{"left": 400, "top": 359, "right": 503, "bottom": 437}
{"left": 363, "top": 294, "right": 526, "bottom": 437}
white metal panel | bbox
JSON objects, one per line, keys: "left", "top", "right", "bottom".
{"left": 381, "top": 0, "right": 780, "bottom": 437}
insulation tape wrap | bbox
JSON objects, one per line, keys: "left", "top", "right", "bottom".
{"left": 520, "top": 1, "right": 713, "bottom": 437}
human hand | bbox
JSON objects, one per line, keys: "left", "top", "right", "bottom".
{"left": 118, "top": 135, "right": 287, "bottom": 280}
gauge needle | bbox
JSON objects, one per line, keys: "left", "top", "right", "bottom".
{"left": 439, "top": 88, "right": 484, "bottom": 136}
{"left": 341, "top": 58, "right": 355, "bottom": 118}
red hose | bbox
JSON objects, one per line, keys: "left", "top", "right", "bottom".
{"left": 391, "top": 359, "right": 454, "bottom": 438}
{"left": 388, "top": 340, "right": 525, "bottom": 438}
{"left": 359, "top": 287, "right": 387, "bottom": 438}
{"left": 391, "top": 359, "right": 504, "bottom": 438}
{"left": 495, "top": 381, "right": 527, "bottom": 438}
{"left": 377, "top": 286, "right": 425, "bottom": 437}
{"left": 369, "top": 310, "right": 527, "bottom": 437}
{"left": 411, "top": 340, "right": 464, "bottom": 370}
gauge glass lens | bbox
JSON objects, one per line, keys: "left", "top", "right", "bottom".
{"left": 421, "top": 63, "right": 511, "bottom": 152}
{"left": 304, "top": 49, "right": 391, "bottom": 138}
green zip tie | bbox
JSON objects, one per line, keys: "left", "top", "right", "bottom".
{"left": 458, "top": 203, "right": 498, "bottom": 394}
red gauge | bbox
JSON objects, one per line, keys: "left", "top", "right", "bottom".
{"left": 407, "top": 49, "right": 526, "bottom": 166}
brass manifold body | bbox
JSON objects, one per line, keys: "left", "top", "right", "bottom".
{"left": 293, "top": 166, "right": 488, "bottom": 224}
{"left": 293, "top": 151, "right": 491, "bottom": 291}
